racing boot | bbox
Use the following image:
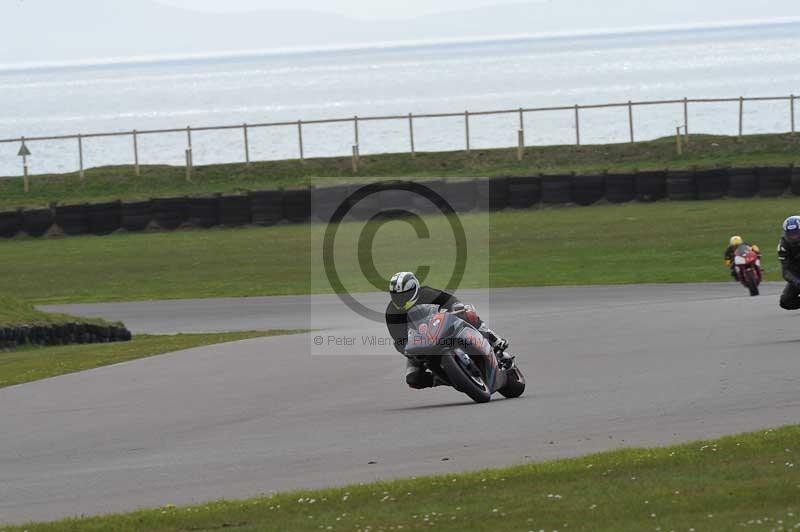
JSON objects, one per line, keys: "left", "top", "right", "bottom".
{"left": 405, "top": 357, "right": 435, "bottom": 389}
{"left": 479, "top": 325, "right": 514, "bottom": 369}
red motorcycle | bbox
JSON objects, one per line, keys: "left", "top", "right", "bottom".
{"left": 733, "top": 244, "right": 762, "bottom": 296}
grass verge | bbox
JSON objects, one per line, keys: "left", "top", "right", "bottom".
{"left": 0, "top": 296, "right": 115, "bottom": 327}
{"left": 0, "top": 133, "right": 797, "bottom": 209}
{"left": 0, "top": 197, "right": 794, "bottom": 303}
{"left": 7, "top": 425, "right": 799, "bottom": 531}
{"left": 0, "top": 330, "right": 304, "bottom": 388}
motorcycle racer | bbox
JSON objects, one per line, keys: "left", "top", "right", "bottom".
{"left": 385, "top": 271, "right": 512, "bottom": 389}
{"left": 724, "top": 235, "right": 760, "bottom": 278}
{"left": 779, "top": 216, "right": 800, "bottom": 310}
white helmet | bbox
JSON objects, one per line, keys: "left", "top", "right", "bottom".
{"left": 389, "top": 272, "right": 420, "bottom": 310}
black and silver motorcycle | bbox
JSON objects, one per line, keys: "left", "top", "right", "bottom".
{"left": 405, "top": 304, "right": 526, "bottom": 403}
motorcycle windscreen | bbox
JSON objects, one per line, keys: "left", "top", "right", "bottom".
{"left": 405, "top": 305, "right": 447, "bottom": 355}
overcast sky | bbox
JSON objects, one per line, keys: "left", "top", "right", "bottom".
{"left": 1, "top": 0, "right": 799, "bottom": 66}
{"left": 154, "top": 0, "right": 513, "bottom": 19}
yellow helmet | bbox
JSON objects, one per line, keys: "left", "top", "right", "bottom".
{"left": 729, "top": 236, "right": 743, "bottom": 247}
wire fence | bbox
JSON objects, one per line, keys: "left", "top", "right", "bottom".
{"left": 1, "top": 94, "right": 797, "bottom": 186}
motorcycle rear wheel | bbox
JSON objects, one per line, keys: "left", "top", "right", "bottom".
{"left": 441, "top": 353, "right": 491, "bottom": 404}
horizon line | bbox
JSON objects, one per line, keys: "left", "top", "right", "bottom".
{"left": 1, "top": 16, "right": 799, "bottom": 74}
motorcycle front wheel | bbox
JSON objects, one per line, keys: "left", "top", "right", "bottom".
{"left": 441, "top": 352, "right": 491, "bottom": 404}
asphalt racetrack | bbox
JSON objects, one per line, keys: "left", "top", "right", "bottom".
{"left": 2, "top": 284, "right": 799, "bottom": 524}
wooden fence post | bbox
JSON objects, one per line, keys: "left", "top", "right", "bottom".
{"left": 297, "top": 120, "right": 305, "bottom": 161}
{"left": 408, "top": 113, "right": 416, "bottom": 157}
{"left": 243, "top": 124, "right": 250, "bottom": 166}
{"left": 78, "top": 134, "right": 84, "bottom": 182}
{"left": 683, "top": 97, "right": 689, "bottom": 144}
{"left": 574, "top": 105, "right": 581, "bottom": 147}
{"left": 791, "top": 94, "right": 796, "bottom": 137}
{"left": 21, "top": 136, "right": 29, "bottom": 193}
{"left": 676, "top": 127, "right": 683, "bottom": 156}
{"left": 628, "top": 101, "right": 635, "bottom": 143}
{"left": 133, "top": 130, "right": 140, "bottom": 176}
{"left": 519, "top": 108, "right": 524, "bottom": 131}
{"left": 352, "top": 145, "right": 359, "bottom": 173}
{"left": 354, "top": 116, "right": 359, "bottom": 147}
{"left": 464, "top": 111, "right": 471, "bottom": 152}
{"left": 738, "top": 96, "right": 744, "bottom": 139}
{"left": 517, "top": 129, "right": 525, "bottom": 161}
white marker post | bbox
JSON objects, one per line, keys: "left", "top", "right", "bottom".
{"left": 18, "top": 138, "right": 31, "bottom": 193}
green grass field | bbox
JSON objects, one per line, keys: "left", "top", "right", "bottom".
{"left": 0, "top": 197, "right": 795, "bottom": 303}
{"left": 0, "top": 296, "right": 115, "bottom": 326}
{"left": 0, "top": 330, "right": 303, "bottom": 388}
{"left": 0, "top": 133, "right": 797, "bottom": 209}
{"left": 7, "top": 425, "right": 799, "bottom": 531}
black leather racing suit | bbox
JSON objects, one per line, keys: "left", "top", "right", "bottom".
{"left": 778, "top": 237, "right": 800, "bottom": 309}
{"left": 385, "top": 286, "right": 505, "bottom": 389}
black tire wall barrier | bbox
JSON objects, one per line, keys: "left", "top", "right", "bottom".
{"left": 605, "top": 173, "right": 636, "bottom": 203}
{"left": 695, "top": 169, "right": 728, "bottom": 200}
{"left": 445, "top": 179, "right": 478, "bottom": 213}
{"left": 0, "top": 323, "right": 132, "bottom": 350}
{"left": 666, "top": 171, "right": 696, "bottom": 201}
{"left": 250, "top": 190, "right": 283, "bottom": 226}
{"left": 0, "top": 211, "right": 21, "bottom": 238}
{"left": 23, "top": 209, "right": 54, "bottom": 237}
{"left": 1, "top": 166, "right": 798, "bottom": 241}
{"left": 187, "top": 196, "right": 220, "bottom": 228}
{"left": 728, "top": 169, "right": 758, "bottom": 198}
{"left": 486, "top": 177, "right": 510, "bottom": 211}
{"left": 86, "top": 201, "right": 122, "bottom": 235}
{"left": 635, "top": 171, "right": 667, "bottom": 202}
{"left": 152, "top": 197, "right": 188, "bottom": 230}
{"left": 220, "top": 195, "right": 251, "bottom": 226}
{"left": 506, "top": 176, "right": 541, "bottom": 209}
{"left": 757, "top": 167, "right": 790, "bottom": 197}
{"left": 542, "top": 175, "right": 573, "bottom": 204}
{"left": 121, "top": 201, "right": 152, "bottom": 232}
{"left": 572, "top": 175, "right": 605, "bottom": 206}
{"left": 282, "top": 189, "right": 311, "bottom": 223}
{"left": 792, "top": 166, "right": 800, "bottom": 197}
{"left": 55, "top": 204, "right": 89, "bottom": 236}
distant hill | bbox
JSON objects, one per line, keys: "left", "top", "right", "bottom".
{"left": 1, "top": 0, "right": 798, "bottom": 66}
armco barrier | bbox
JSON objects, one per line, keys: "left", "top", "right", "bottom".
{"left": 635, "top": 170, "right": 667, "bottom": 202}
{"left": 121, "top": 201, "right": 152, "bottom": 232}
{"left": 757, "top": 166, "right": 791, "bottom": 197}
{"left": 728, "top": 168, "right": 758, "bottom": 198}
{"left": 152, "top": 197, "right": 188, "bottom": 230}
{"left": 55, "top": 204, "right": 89, "bottom": 236}
{"left": 572, "top": 175, "right": 605, "bottom": 206}
{"left": 220, "top": 195, "right": 252, "bottom": 226}
{"left": 282, "top": 188, "right": 311, "bottom": 223}
{"left": 86, "top": 201, "right": 122, "bottom": 235}
{"left": 605, "top": 173, "right": 636, "bottom": 203}
{"left": 22, "top": 208, "right": 54, "bottom": 237}
{"left": 187, "top": 196, "right": 220, "bottom": 228}
{"left": 695, "top": 169, "right": 728, "bottom": 200}
{"left": 0, "top": 210, "right": 21, "bottom": 238}
{"left": 542, "top": 174, "right": 573, "bottom": 204}
{"left": 506, "top": 176, "right": 541, "bottom": 209}
{"left": 250, "top": 190, "right": 284, "bottom": 226}
{"left": 0, "top": 323, "right": 132, "bottom": 349}
{"left": 666, "top": 171, "right": 696, "bottom": 201}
